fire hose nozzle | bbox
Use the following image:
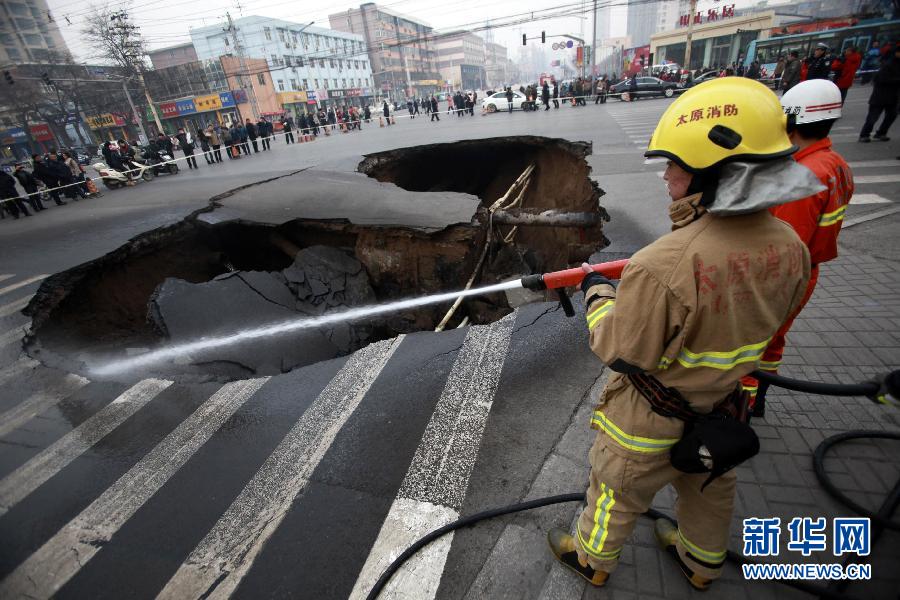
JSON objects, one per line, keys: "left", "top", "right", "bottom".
{"left": 520, "top": 259, "right": 630, "bottom": 291}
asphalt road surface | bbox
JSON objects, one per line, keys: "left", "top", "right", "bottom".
{"left": 0, "top": 86, "right": 898, "bottom": 599}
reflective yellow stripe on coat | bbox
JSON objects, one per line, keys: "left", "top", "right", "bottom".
{"left": 675, "top": 338, "right": 771, "bottom": 370}
{"left": 592, "top": 412, "right": 679, "bottom": 453}
{"left": 818, "top": 205, "right": 846, "bottom": 227}
{"left": 586, "top": 300, "right": 615, "bottom": 330}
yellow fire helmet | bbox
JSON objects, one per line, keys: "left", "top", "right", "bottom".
{"left": 645, "top": 78, "right": 796, "bottom": 172}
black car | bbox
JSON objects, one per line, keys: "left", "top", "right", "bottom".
{"left": 67, "top": 147, "right": 93, "bottom": 166}
{"left": 611, "top": 76, "right": 678, "bottom": 99}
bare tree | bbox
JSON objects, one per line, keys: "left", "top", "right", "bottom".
{"left": 80, "top": 4, "right": 148, "bottom": 76}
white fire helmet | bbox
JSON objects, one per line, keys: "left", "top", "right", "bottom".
{"left": 780, "top": 79, "right": 842, "bottom": 124}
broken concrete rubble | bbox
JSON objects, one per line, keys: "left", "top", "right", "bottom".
{"left": 147, "top": 246, "right": 378, "bottom": 377}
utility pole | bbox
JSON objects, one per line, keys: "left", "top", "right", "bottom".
{"left": 683, "top": 0, "right": 698, "bottom": 74}
{"left": 122, "top": 77, "right": 148, "bottom": 143}
{"left": 226, "top": 11, "right": 260, "bottom": 120}
{"left": 591, "top": 0, "right": 598, "bottom": 79}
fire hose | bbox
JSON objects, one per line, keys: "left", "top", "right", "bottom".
{"left": 367, "top": 260, "right": 900, "bottom": 600}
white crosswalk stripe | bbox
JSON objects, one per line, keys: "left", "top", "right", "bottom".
{"left": 0, "top": 296, "right": 30, "bottom": 319}
{"left": 0, "top": 377, "right": 269, "bottom": 599}
{"left": 0, "top": 275, "right": 48, "bottom": 298}
{"left": 350, "top": 316, "right": 515, "bottom": 600}
{"left": 854, "top": 174, "right": 900, "bottom": 184}
{"left": 0, "top": 274, "right": 15, "bottom": 284}
{"left": 0, "top": 356, "right": 39, "bottom": 386}
{"left": 157, "top": 337, "right": 402, "bottom": 600}
{"left": 851, "top": 194, "right": 892, "bottom": 205}
{"left": 0, "top": 373, "right": 89, "bottom": 437}
{"left": 0, "top": 379, "right": 173, "bottom": 516}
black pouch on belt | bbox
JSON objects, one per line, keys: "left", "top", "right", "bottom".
{"left": 629, "top": 374, "right": 759, "bottom": 490}
{"left": 669, "top": 417, "right": 760, "bottom": 490}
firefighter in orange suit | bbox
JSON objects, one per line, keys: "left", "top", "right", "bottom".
{"left": 547, "top": 78, "right": 824, "bottom": 590}
{"left": 741, "top": 79, "right": 854, "bottom": 406}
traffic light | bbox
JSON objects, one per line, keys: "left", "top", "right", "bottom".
{"left": 41, "top": 72, "right": 52, "bottom": 85}
{"left": 3, "top": 70, "right": 12, "bottom": 85}
{"left": 541, "top": 31, "right": 546, "bottom": 43}
{"left": 523, "top": 33, "right": 527, "bottom": 46}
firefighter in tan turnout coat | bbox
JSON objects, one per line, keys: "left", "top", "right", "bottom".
{"left": 548, "top": 78, "right": 825, "bottom": 590}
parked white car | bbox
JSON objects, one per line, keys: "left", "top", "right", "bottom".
{"left": 481, "top": 90, "right": 528, "bottom": 112}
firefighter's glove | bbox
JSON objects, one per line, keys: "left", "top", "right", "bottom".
{"left": 580, "top": 264, "right": 616, "bottom": 296}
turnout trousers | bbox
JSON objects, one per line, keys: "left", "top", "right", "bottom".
{"left": 575, "top": 378, "right": 735, "bottom": 581}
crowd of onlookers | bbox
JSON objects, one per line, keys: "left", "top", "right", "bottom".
{"left": 0, "top": 149, "right": 97, "bottom": 219}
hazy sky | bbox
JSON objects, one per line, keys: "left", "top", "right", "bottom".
{"left": 48, "top": 0, "right": 742, "bottom": 64}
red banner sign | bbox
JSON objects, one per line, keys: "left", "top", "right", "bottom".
{"left": 29, "top": 123, "right": 54, "bottom": 142}
{"left": 680, "top": 4, "right": 735, "bottom": 26}
{"left": 160, "top": 102, "right": 179, "bottom": 118}
{"left": 346, "top": 88, "right": 363, "bottom": 97}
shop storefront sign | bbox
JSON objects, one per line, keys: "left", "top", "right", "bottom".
{"left": 232, "top": 89, "right": 249, "bottom": 104}
{"left": 160, "top": 102, "right": 179, "bottom": 119}
{"left": 346, "top": 88, "right": 363, "bottom": 97}
{"left": 314, "top": 89, "right": 329, "bottom": 100}
{"left": 0, "top": 127, "right": 27, "bottom": 145}
{"left": 219, "top": 91, "right": 236, "bottom": 108}
{"left": 86, "top": 113, "right": 127, "bottom": 129}
{"left": 49, "top": 113, "right": 79, "bottom": 127}
{"left": 28, "top": 123, "right": 54, "bottom": 142}
{"left": 679, "top": 4, "right": 735, "bottom": 26}
{"left": 176, "top": 98, "right": 197, "bottom": 115}
{"left": 277, "top": 91, "right": 308, "bottom": 105}
{"left": 195, "top": 94, "right": 223, "bottom": 112}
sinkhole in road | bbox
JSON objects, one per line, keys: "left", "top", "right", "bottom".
{"left": 24, "top": 136, "right": 608, "bottom": 382}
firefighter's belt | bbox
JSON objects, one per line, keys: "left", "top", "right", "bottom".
{"left": 626, "top": 373, "right": 749, "bottom": 424}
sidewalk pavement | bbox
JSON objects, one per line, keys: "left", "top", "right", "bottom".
{"left": 459, "top": 246, "right": 900, "bottom": 600}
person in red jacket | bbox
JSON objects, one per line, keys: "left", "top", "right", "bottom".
{"left": 741, "top": 79, "right": 854, "bottom": 407}
{"left": 831, "top": 46, "right": 862, "bottom": 104}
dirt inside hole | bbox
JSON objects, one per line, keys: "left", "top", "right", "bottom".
{"left": 25, "top": 136, "right": 608, "bottom": 383}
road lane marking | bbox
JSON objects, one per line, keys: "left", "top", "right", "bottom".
{"left": 851, "top": 194, "right": 892, "bottom": 205}
{"left": 0, "top": 275, "right": 48, "bottom": 298}
{"left": 0, "top": 325, "right": 24, "bottom": 350}
{"left": 0, "top": 296, "right": 30, "bottom": 319}
{"left": 0, "top": 374, "right": 89, "bottom": 438}
{"left": 847, "top": 160, "right": 900, "bottom": 169}
{"left": 0, "top": 357, "right": 39, "bottom": 386}
{"left": 0, "top": 379, "right": 173, "bottom": 516}
{"left": 854, "top": 174, "right": 900, "bottom": 184}
{"left": 349, "top": 316, "right": 515, "bottom": 600}
{"left": 0, "top": 275, "right": 14, "bottom": 284}
{"left": 843, "top": 205, "right": 900, "bottom": 228}
{"left": 0, "top": 377, "right": 269, "bottom": 600}
{"left": 157, "top": 337, "right": 403, "bottom": 600}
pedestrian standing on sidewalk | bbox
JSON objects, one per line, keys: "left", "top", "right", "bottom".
{"left": 176, "top": 127, "right": 198, "bottom": 169}
{"left": 858, "top": 43, "right": 900, "bottom": 142}
{"left": 61, "top": 151, "right": 89, "bottom": 196}
{"left": 430, "top": 95, "right": 440, "bottom": 121}
{"left": 197, "top": 128, "right": 214, "bottom": 165}
{"left": 0, "top": 169, "right": 31, "bottom": 218}
{"left": 780, "top": 51, "right": 802, "bottom": 93}
{"left": 742, "top": 79, "right": 853, "bottom": 406}
{"left": 282, "top": 116, "right": 294, "bottom": 144}
{"left": 13, "top": 163, "right": 45, "bottom": 212}
{"left": 246, "top": 119, "right": 259, "bottom": 153}
{"left": 206, "top": 125, "right": 222, "bottom": 162}
{"left": 547, "top": 78, "right": 817, "bottom": 592}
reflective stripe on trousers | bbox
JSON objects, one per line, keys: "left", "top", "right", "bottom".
{"left": 577, "top": 482, "right": 622, "bottom": 560}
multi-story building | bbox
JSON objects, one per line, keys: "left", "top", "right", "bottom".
{"left": 627, "top": 0, "right": 680, "bottom": 47}
{"left": 435, "top": 31, "right": 486, "bottom": 92}
{"left": 148, "top": 43, "right": 199, "bottom": 70}
{"left": 191, "top": 15, "right": 374, "bottom": 113}
{"left": 328, "top": 3, "right": 442, "bottom": 101}
{"left": 0, "top": 0, "right": 68, "bottom": 64}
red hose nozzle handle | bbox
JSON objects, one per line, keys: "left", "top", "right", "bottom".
{"left": 521, "top": 259, "right": 629, "bottom": 291}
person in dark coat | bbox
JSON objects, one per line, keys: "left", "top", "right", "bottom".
{"left": 552, "top": 81, "right": 559, "bottom": 108}
{"left": 628, "top": 74, "right": 638, "bottom": 101}
{"left": 505, "top": 87, "right": 514, "bottom": 113}
{"left": 13, "top": 163, "right": 45, "bottom": 211}
{"left": 245, "top": 119, "right": 259, "bottom": 153}
{"left": 31, "top": 154, "right": 67, "bottom": 205}
{"left": 197, "top": 128, "right": 213, "bottom": 164}
{"left": 382, "top": 101, "right": 392, "bottom": 125}
{"left": 281, "top": 117, "right": 294, "bottom": 144}
{"left": 256, "top": 118, "right": 270, "bottom": 151}
{"left": 175, "top": 128, "right": 197, "bottom": 169}
{"left": 430, "top": 95, "right": 440, "bottom": 121}
{"left": 155, "top": 133, "right": 174, "bottom": 156}
{"left": 47, "top": 150, "right": 79, "bottom": 201}
{"left": 0, "top": 169, "right": 31, "bottom": 218}
{"left": 859, "top": 44, "right": 900, "bottom": 142}
{"left": 804, "top": 43, "right": 833, "bottom": 80}
{"left": 542, "top": 82, "right": 551, "bottom": 110}
{"left": 363, "top": 104, "right": 371, "bottom": 122}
